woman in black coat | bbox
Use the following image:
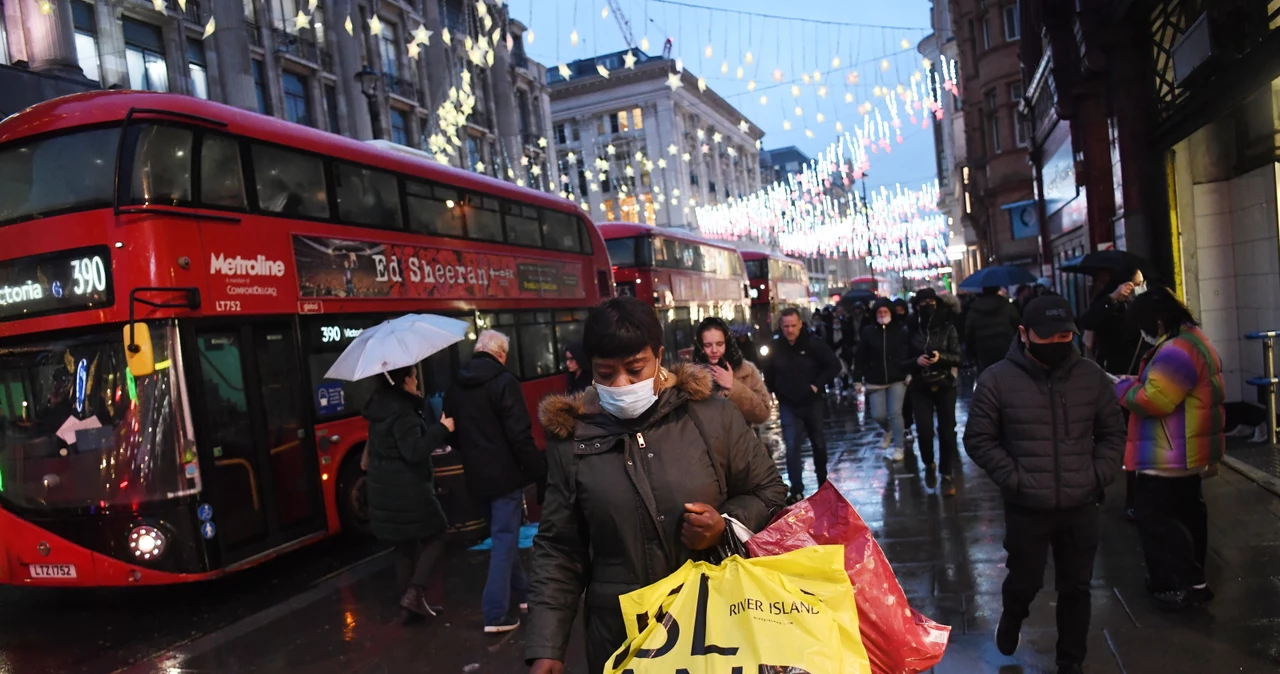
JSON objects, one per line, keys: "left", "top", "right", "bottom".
{"left": 854, "top": 298, "right": 911, "bottom": 461}
{"left": 363, "top": 365, "right": 455, "bottom": 620}
{"left": 564, "top": 341, "right": 592, "bottom": 394}
{"left": 902, "top": 289, "right": 964, "bottom": 495}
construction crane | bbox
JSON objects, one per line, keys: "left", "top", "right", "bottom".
{"left": 607, "top": 0, "right": 636, "bottom": 49}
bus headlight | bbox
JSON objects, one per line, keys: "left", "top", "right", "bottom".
{"left": 129, "top": 525, "right": 167, "bottom": 562}
{"left": 759, "top": 345, "right": 770, "bottom": 357}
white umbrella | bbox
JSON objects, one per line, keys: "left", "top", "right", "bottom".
{"left": 324, "top": 314, "right": 470, "bottom": 381}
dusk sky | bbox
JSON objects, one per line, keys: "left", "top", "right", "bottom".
{"left": 506, "top": 0, "right": 940, "bottom": 193}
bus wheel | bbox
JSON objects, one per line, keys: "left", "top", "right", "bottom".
{"left": 336, "top": 450, "right": 373, "bottom": 539}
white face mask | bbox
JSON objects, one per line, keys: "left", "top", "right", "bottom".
{"left": 876, "top": 315, "right": 891, "bottom": 325}
{"left": 1140, "top": 330, "right": 1160, "bottom": 346}
{"left": 1132, "top": 283, "right": 1148, "bottom": 297}
{"left": 595, "top": 378, "right": 659, "bottom": 419}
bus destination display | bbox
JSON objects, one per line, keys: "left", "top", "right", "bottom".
{"left": 0, "top": 247, "right": 112, "bottom": 321}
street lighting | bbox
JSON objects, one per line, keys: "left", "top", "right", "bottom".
{"left": 354, "top": 64, "right": 383, "bottom": 140}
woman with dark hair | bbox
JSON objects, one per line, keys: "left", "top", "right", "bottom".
{"left": 362, "top": 365, "right": 455, "bottom": 621}
{"left": 1116, "top": 286, "right": 1225, "bottom": 611}
{"left": 526, "top": 297, "right": 787, "bottom": 674}
{"left": 563, "top": 342, "right": 591, "bottom": 395}
{"left": 854, "top": 298, "right": 910, "bottom": 461}
{"left": 693, "top": 316, "right": 772, "bottom": 424}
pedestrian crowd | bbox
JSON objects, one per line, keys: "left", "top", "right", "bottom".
{"left": 357, "top": 258, "right": 1225, "bottom": 674}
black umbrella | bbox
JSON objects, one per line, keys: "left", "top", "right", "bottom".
{"left": 1059, "top": 250, "right": 1149, "bottom": 276}
{"left": 840, "top": 289, "right": 877, "bottom": 306}
{"left": 957, "top": 265, "right": 1038, "bottom": 291}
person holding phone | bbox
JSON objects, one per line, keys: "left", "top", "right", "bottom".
{"left": 693, "top": 316, "right": 772, "bottom": 425}
{"left": 902, "top": 289, "right": 963, "bottom": 494}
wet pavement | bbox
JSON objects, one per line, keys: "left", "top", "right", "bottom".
{"left": 9, "top": 391, "right": 1280, "bottom": 673}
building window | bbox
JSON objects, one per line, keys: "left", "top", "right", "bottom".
{"left": 378, "top": 21, "right": 398, "bottom": 78}
{"left": 989, "top": 112, "right": 1002, "bottom": 155}
{"left": 282, "top": 71, "right": 311, "bottom": 126}
{"left": 271, "top": 0, "right": 299, "bottom": 31}
{"left": 1010, "top": 83, "right": 1028, "bottom": 147}
{"left": 618, "top": 110, "right": 630, "bottom": 132}
{"left": 632, "top": 107, "right": 644, "bottom": 130}
{"left": 124, "top": 19, "right": 168, "bottom": 92}
{"left": 390, "top": 108, "right": 409, "bottom": 145}
{"left": 981, "top": 17, "right": 991, "bottom": 50}
{"left": 325, "top": 84, "right": 340, "bottom": 133}
{"left": 1004, "top": 3, "right": 1021, "bottom": 41}
{"left": 516, "top": 90, "right": 531, "bottom": 135}
{"left": 243, "top": 0, "right": 256, "bottom": 21}
{"left": 187, "top": 39, "right": 209, "bottom": 100}
{"left": 554, "top": 123, "right": 567, "bottom": 145}
{"left": 570, "top": 121, "right": 580, "bottom": 141}
{"left": 71, "top": 1, "right": 99, "bottom": 81}
{"left": 252, "top": 59, "right": 270, "bottom": 114}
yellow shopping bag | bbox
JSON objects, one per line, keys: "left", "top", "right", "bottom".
{"left": 606, "top": 545, "right": 872, "bottom": 674}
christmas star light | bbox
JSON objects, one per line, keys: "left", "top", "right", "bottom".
{"left": 721, "top": 61, "right": 729, "bottom": 75}
{"left": 203, "top": 16, "right": 216, "bottom": 39}
{"left": 657, "top": 158, "right": 668, "bottom": 169}
{"left": 530, "top": 165, "right": 542, "bottom": 177}
{"left": 623, "top": 51, "right": 637, "bottom": 69}
{"left": 606, "top": 144, "right": 616, "bottom": 156}
{"left": 681, "top": 152, "right": 691, "bottom": 162}
{"left": 570, "top": 29, "right": 579, "bottom": 47}
{"left": 597, "top": 64, "right": 610, "bottom": 78}
{"left": 666, "top": 72, "right": 683, "bottom": 91}
{"left": 832, "top": 56, "right": 841, "bottom": 68}
{"left": 152, "top": 0, "right": 165, "bottom": 11}
{"left": 668, "top": 144, "right": 678, "bottom": 156}
{"left": 407, "top": 42, "right": 421, "bottom": 59}
{"left": 294, "top": 10, "right": 311, "bottom": 30}
{"left": 759, "top": 95, "right": 768, "bottom": 105}
{"left": 773, "top": 68, "right": 784, "bottom": 82}
{"left": 640, "top": 36, "right": 651, "bottom": 51}
{"left": 558, "top": 63, "right": 572, "bottom": 80}
{"left": 704, "top": 44, "right": 713, "bottom": 58}
{"left": 697, "top": 77, "right": 707, "bottom": 92}
{"left": 413, "top": 24, "right": 433, "bottom": 45}
{"left": 745, "top": 51, "right": 754, "bottom": 65}
{"left": 368, "top": 15, "right": 383, "bottom": 36}
{"left": 845, "top": 92, "right": 854, "bottom": 103}
{"left": 474, "top": 161, "right": 485, "bottom": 173}
{"left": 738, "top": 120, "right": 749, "bottom": 133}
{"left": 442, "top": 28, "right": 452, "bottom": 45}
{"left": 344, "top": 15, "right": 353, "bottom": 35}
{"left": 712, "top": 131, "right": 723, "bottom": 144}
{"left": 736, "top": 66, "right": 744, "bottom": 80}
{"left": 538, "top": 137, "right": 548, "bottom": 148}
{"left": 747, "top": 80, "right": 757, "bottom": 92}
{"left": 566, "top": 152, "right": 577, "bottom": 163}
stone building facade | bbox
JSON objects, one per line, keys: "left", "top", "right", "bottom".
{"left": 948, "top": 0, "right": 1038, "bottom": 268}
{"left": 547, "top": 50, "right": 763, "bottom": 229}
{"left": 0, "top": 0, "right": 556, "bottom": 188}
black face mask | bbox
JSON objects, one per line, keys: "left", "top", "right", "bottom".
{"left": 1026, "top": 340, "right": 1073, "bottom": 369}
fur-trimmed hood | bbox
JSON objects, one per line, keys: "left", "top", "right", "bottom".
{"left": 538, "top": 362, "right": 713, "bottom": 440}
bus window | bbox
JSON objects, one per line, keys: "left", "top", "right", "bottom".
{"left": 606, "top": 237, "right": 637, "bottom": 267}
{"left": 303, "top": 316, "right": 384, "bottom": 419}
{"left": 130, "top": 125, "right": 192, "bottom": 206}
{"left": 0, "top": 127, "right": 118, "bottom": 224}
{"left": 554, "top": 319, "right": 584, "bottom": 370}
{"left": 406, "top": 181, "right": 464, "bottom": 237}
{"left": 504, "top": 202, "right": 542, "bottom": 247}
{"left": 466, "top": 194, "right": 503, "bottom": 242}
{"left": 199, "top": 134, "right": 247, "bottom": 210}
{"left": 517, "top": 321, "right": 556, "bottom": 378}
{"left": 251, "top": 144, "right": 329, "bottom": 219}
{"left": 335, "top": 162, "right": 401, "bottom": 229}
{"left": 744, "top": 259, "right": 765, "bottom": 279}
{"left": 541, "top": 209, "right": 580, "bottom": 252}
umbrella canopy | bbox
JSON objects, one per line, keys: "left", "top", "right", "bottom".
{"left": 324, "top": 314, "right": 470, "bottom": 381}
{"left": 958, "top": 265, "right": 1038, "bottom": 291}
{"left": 1059, "top": 249, "right": 1149, "bottom": 276}
{"left": 840, "top": 289, "right": 877, "bottom": 305}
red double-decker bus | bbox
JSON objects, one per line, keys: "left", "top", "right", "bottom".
{"left": 598, "top": 223, "right": 749, "bottom": 360}
{"left": 0, "top": 92, "right": 611, "bottom": 587}
{"left": 741, "top": 251, "right": 811, "bottom": 353}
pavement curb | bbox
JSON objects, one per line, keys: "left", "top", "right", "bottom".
{"left": 111, "top": 549, "right": 395, "bottom": 674}
{"left": 1222, "top": 455, "right": 1280, "bottom": 498}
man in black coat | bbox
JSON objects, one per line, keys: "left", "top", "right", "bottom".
{"left": 763, "top": 307, "right": 844, "bottom": 503}
{"left": 444, "top": 330, "right": 546, "bottom": 634}
{"left": 963, "top": 296, "right": 1126, "bottom": 674}
{"left": 964, "top": 286, "right": 1022, "bottom": 374}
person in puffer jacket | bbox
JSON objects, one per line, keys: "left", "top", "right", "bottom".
{"left": 964, "top": 295, "right": 1126, "bottom": 674}
{"left": 853, "top": 298, "right": 910, "bottom": 461}
{"left": 1116, "top": 286, "right": 1225, "bottom": 612}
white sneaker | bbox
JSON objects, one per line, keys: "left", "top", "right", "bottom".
{"left": 881, "top": 433, "right": 892, "bottom": 449}
{"left": 890, "top": 446, "right": 904, "bottom": 462}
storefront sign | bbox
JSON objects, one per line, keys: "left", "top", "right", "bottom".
{"left": 1043, "top": 141, "right": 1079, "bottom": 218}
{"left": 293, "top": 235, "right": 586, "bottom": 301}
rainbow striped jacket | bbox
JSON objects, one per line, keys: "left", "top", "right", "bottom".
{"left": 1115, "top": 325, "right": 1226, "bottom": 472}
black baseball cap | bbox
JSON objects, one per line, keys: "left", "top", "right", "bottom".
{"left": 915, "top": 288, "right": 938, "bottom": 302}
{"left": 1022, "top": 295, "right": 1078, "bottom": 338}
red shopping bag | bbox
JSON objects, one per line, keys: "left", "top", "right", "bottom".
{"left": 745, "top": 482, "right": 951, "bottom": 674}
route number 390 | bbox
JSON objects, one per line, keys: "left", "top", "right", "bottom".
{"left": 70, "top": 256, "right": 107, "bottom": 295}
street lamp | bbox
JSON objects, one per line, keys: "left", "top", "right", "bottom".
{"left": 354, "top": 64, "right": 383, "bottom": 140}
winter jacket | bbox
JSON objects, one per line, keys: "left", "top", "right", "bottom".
{"left": 964, "top": 293, "right": 1021, "bottom": 367}
{"left": 853, "top": 321, "right": 910, "bottom": 386}
{"left": 443, "top": 352, "right": 546, "bottom": 499}
{"left": 964, "top": 339, "right": 1127, "bottom": 510}
{"left": 903, "top": 306, "right": 963, "bottom": 389}
{"left": 1116, "top": 325, "right": 1226, "bottom": 472}
{"left": 711, "top": 360, "right": 772, "bottom": 425}
{"left": 363, "top": 387, "right": 451, "bottom": 542}
{"left": 1079, "top": 294, "right": 1148, "bottom": 375}
{"left": 526, "top": 363, "right": 786, "bottom": 669}
{"left": 762, "top": 330, "right": 843, "bottom": 408}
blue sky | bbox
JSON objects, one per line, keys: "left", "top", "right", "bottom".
{"left": 506, "top": 0, "right": 939, "bottom": 192}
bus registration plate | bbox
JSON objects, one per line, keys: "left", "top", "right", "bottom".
{"left": 28, "top": 564, "right": 77, "bottom": 579}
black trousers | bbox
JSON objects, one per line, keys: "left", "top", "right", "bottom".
{"left": 909, "top": 384, "right": 958, "bottom": 475}
{"left": 394, "top": 534, "right": 448, "bottom": 590}
{"left": 1002, "top": 504, "right": 1099, "bottom": 667}
{"left": 1132, "top": 473, "right": 1208, "bottom": 592}
{"left": 781, "top": 401, "right": 829, "bottom": 494}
